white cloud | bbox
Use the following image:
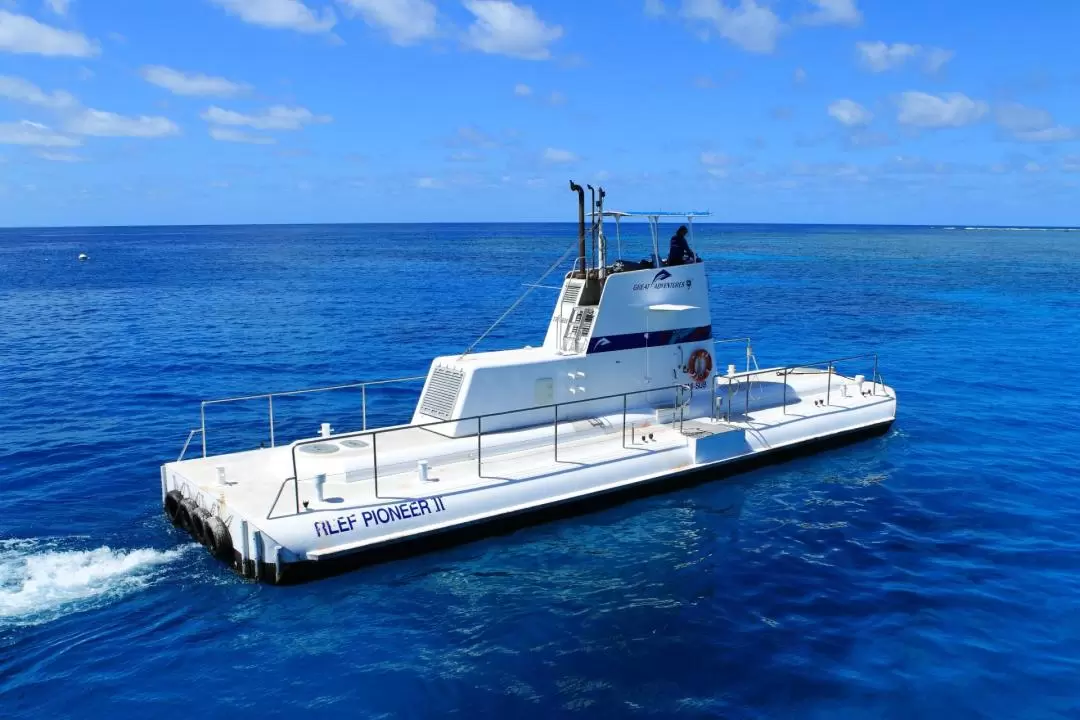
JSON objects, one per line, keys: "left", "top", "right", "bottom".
{"left": 856, "top": 41, "right": 954, "bottom": 74}
{"left": 339, "top": 0, "right": 437, "bottom": 45}
{"left": 37, "top": 150, "right": 84, "bottom": 162}
{"left": 66, "top": 109, "right": 180, "bottom": 137}
{"left": 800, "top": 0, "right": 861, "bottom": 26}
{"left": 0, "top": 75, "right": 77, "bottom": 109}
{"left": 1013, "top": 126, "right": 1077, "bottom": 143}
{"left": 449, "top": 125, "right": 497, "bottom": 147}
{"left": 513, "top": 83, "right": 532, "bottom": 96}
{"left": 828, "top": 98, "right": 872, "bottom": 127}
{"left": 209, "top": 0, "right": 336, "bottom": 33}
{"left": 1023, "top": 161, "right": 1044, "bottom": 173}
{"left": 995, "top": 103, "right": 1053, "bottom": 133}
{"left": 922, "top": 47, "right": 954, "bottom": 74}
{"left": 141, "top": 66, "right": 249, "bottom": 97}
{"left": 793, "top": 67, "right": 807, "bottom": 84}
{"left": 201, "top": 105, "right": 331, "bottom": 130}
{"left": 0, "top": 10, "right": 99, "bottom": 56}
{"left": 856, "top": 41, "right": 919, "bottom": 72}
{"left": 896, "top": 91, "right": 987, "bottom": 128}
{"left": 0, "top": 120, "right": 80, "bottom": 147}
{"left": 994, "top": 102, "right": 1077, "bottom": 143}
{"left": 209, "top": 127, "right": 277, "bottom": 144}
{"left": 415, "top": 176, "right": 443, "bottom": 189}
{"left": 463, "top": 1, "right": 563, "bottom": 61}
{"left": 448, "top": 150, "right": 480, "bottom": 161}
{"left": 547, "top": 90, "right": 566, "bottom": 105}
{"left": 1063, "top": 156, "right": 1080, "bottom": 172}
{"left": 680, "top": 0, "right": 782, "bottom": 55}
{"left": 543, "top": 147, "right": 578, "bottom": 163}
{"left": 644, "top": 0, "right": 666, "bottom": 17}
{"left": 46, "top": 0, "right": 71, "bottom": 15}
{"left": 700, "top": 151, "right": 730, "bottom": 166}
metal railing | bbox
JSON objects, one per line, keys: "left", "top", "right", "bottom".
{"left": 712, "top": 352, "right": 885, "bottom": 422}
{"left": 196, "top": 375, "right": 426, "bottom": 458}
{"left": 712, "top": 337, "right": 758, "bottom": 373}
{"left": 178, "top": 428, "right": 203, "bottom": 462}
{"left": 276, "top": 381, "right": 694, "bottom": 518}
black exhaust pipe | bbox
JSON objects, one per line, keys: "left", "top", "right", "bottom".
{"left": 569, "top": 180, "right": 586, "bottom": 276}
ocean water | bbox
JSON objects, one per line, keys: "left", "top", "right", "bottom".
{"left": 1, "top": 223, "right": 1079, "bottom": 718}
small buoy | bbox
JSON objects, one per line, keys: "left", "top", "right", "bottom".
{"left": 78, "top": 253, "right": 89, "bottom": 261}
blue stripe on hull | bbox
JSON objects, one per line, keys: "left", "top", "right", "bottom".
{"left": 587, "top": 325, "right": 713, "bottom": 354}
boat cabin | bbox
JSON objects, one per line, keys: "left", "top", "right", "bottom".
{"left": 412, "top": 184, "right": 716, "bottom": 437}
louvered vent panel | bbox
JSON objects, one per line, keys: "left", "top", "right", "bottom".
{"left": 418, "top": 366, "right": 465, "bottom": 420}
{"left": 562, "top": 283, "right": 582, "bottom": 305}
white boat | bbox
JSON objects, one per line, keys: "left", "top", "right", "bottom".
{"left": 159, "top": 184, "right": 897, "bottom": 583}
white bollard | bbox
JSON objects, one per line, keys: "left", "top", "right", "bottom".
{"left": 727, "top": 364, "right": 736, "bottom": 377}
{"left": 418, "top": 460, "right": 430, "bottom": 482}
{"left": 320, "top": 422, "right": 332, "bottom": 438}
{"left": 314, "top": 473, "right": 326, "bottom": 502}
{"left": 216, "top": 466, "right": 227, "bottom": 486}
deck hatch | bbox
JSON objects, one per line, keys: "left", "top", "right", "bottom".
{"left": 419, "top": 366, "right": 465, "bottom": 420}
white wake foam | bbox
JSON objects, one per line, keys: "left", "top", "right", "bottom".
{"left": 0, "top": 538, "right": 192, "bottom": 628}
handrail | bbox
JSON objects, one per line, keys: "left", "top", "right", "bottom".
{"left": 178, "top": 428, "right": 203, "bottom": 462}
{"left": 196, "top": 375, "right": 427, "bottom": 459}
{"left": 712, "top": 336, "right": 757, "bottom": 373}
{"left": 711, "top": 352, "right": 883, "bottom": 421}
{"left": 286, "top": 380, "right": 698, "bottom": 517}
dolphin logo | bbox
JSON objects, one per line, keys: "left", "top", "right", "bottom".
{"left": 595, "top": 338, "right": 611, "bottom": 347}
{"left": 652, "top": 269, "right": 673, "bottom": 283}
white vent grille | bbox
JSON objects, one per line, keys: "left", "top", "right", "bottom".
{"left": 562, "top": 282, "right": 582, "bottom": 305}
{"left": 419, "top": 366, "right": 465, "bottom": 420}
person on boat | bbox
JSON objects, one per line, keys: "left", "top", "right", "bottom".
{"left": 667, "top": 225, "right": 695, "bottom": 265}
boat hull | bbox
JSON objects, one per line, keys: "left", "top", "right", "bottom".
{"left": 236, "top": 418, "right": 893, "bottom": 585}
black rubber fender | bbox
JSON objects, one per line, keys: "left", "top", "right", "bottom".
{"left": 176, "top": 499, "right": 197, "bottom": 536}
{"left": 204, "top": 517, "right": 233, "bottom": 561}
{"left": 164, "top": 490, "right": 183, "bottom": 525}
{"left": 191, "top": 507, "right": 211, "bottom": 546}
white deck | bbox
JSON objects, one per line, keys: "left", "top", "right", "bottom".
{"left": 163, "top": 370, "right": 895, "bottom": 565}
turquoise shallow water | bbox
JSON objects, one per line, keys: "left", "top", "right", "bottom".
{"left": 1, "top": 223, "right": 1079, "bottom": 718}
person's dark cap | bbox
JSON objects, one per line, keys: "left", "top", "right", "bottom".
{"left": 676, "top": 225, "right": 688, "bottom": 236}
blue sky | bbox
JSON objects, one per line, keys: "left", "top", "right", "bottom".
{"left": 1, "top": 0, "right": 1078, "bottom": 226}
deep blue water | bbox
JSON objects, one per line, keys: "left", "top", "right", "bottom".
{"left": 2, "top": 223, "right": 1079, "bottom": 718}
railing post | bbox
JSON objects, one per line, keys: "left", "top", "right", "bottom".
{"left": 783, "top": 368, "right": 788, "bottom": 415}
{"left": 746, "top": 339, "right": 751, "bottom": 373}
{"left": 622, "top": 394, "right": 627, "bottom": 449}
{"left": 268, "top": 395, "right": 275, "bottom": 448}
{"left": 872, "top": 354, "right": 878, "bottom": 396}
{"left": 477, "top": 415, "right": 482, "bottom": 478}
{"left": 200, "top": 402, "right": 207, "bottom": 458}
{"left": 294, "top": 476, "right": 300, "bottom": 516}
{"left": 362, "top": 384, "right": 367, "bottom": 431}
{"left": 554, "top": 404, "right": 559, "bottom": 462}
{"left": 744, "top": 372, "right": 750, "bottom": 417}
{"left": 826, "top": 364, "right": 833, "bottom": 406}
{"left": 372, "top": 432, "right": 379, "bottom": 497}
{"left": 726, "top": 376, "right": 732, "bottom": 421}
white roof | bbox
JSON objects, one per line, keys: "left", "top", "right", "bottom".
{"left": 648, "top": 304, "right": 699, "bottom": 312}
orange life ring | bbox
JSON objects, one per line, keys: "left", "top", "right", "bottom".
{"left": 687, "top": 349, "right": 713, "bottom": 383}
